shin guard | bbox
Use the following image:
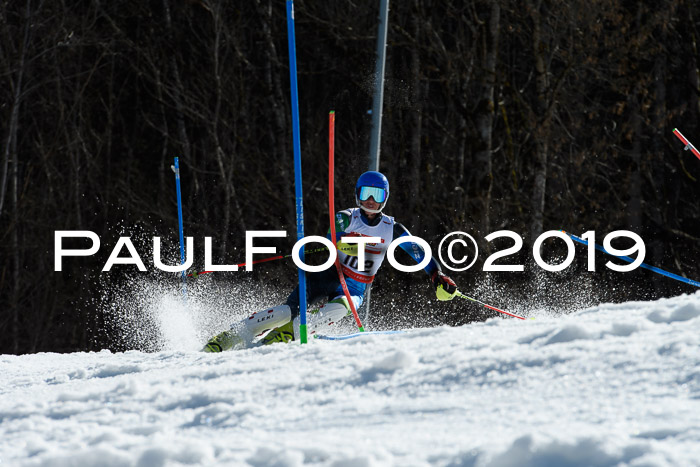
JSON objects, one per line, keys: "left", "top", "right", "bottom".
{"left": 292, "top": 298, "right": 351, "bottom": 339}
{"left": 240, "top": 305, "right": 293, "bottom": 339}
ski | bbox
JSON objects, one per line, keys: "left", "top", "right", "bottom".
{"left": 313, "top": 330, "right": 405, "bottom": 341}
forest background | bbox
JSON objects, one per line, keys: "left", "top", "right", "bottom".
{"left": 1, "top": 0, "right": 699, "bottom": 354}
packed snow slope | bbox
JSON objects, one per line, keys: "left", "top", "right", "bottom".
{"left": 2, "top": 291, "right": 700, "bottom": 467}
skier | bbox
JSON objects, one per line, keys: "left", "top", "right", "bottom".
{"left": 203, "top": 171, "right": 459, "bottom": 352}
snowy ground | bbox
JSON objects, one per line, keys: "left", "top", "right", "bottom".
{"left": 1, "top": 291, "right": 700, "bottom": 466}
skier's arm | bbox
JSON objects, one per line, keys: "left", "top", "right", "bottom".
{"left": 327, "top": 210, "right": 352, "bottom": 240}
{"left": 393, "top": 222, "right": 458, "bottom": 301}
{"left": 328, "top": 210, "right": 358, "bottom": 255}
{"left": 393, "top": 222, "right": 441, "bottom": 275}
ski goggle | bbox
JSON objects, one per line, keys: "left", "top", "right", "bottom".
{"left": 358, "top": 186, "right": 387, "bottom": 203}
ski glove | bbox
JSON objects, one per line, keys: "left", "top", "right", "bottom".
{"left": 431, "top": 271, "right": 458, "bottom": 301}
{"left": 187, "top": 267, "right": 200, "bottom": 280}
{"left": 336, "top": 239, "right": 358, "bottom": 256}
{"left": 336, "top": 232, "right": 362, "bottom": 256}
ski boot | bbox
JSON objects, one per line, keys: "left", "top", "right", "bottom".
{"left": 202, "top": 304, "right": 293, "bottom": 352}
{"left": 260, "top": 297, "right": 352, "bottom": 345}
{"left": 202, "top": 330, "right": 243, "bottom": 352}
{"left": 261, "top": 321, "right": 295, "bottom": 345}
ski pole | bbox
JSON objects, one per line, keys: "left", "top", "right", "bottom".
{"left": 172, "top": 157, "right": 187, "bottom": 302}
{"left": 455, "top": 290, "right": 527, "bottom": 320}
{"left": 672, "top": 128, "right": 700, "bottom": 161}
{"left": 328, "top": 110, "right": 365, "bottom": 332}
{"left": 186, "top": 246, "right": 329, "bottom": 278}
{"left": 563, "top": 230, "right": 700, "bottom": 288}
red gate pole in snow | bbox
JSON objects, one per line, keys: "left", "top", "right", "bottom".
{"left": 328, "top": 111, "right": 365, "bottom": 332}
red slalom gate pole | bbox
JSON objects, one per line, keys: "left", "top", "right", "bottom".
{"left": 672, "top": 128, "right": 700, "bottom": 161}
{"left": 328, "top": 111, "right": 365, "bottom": 332}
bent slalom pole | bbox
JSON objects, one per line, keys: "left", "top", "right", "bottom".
{"left": 672, "top": 128, "right": 700, "bottom": 161}
{"left": 329, "top": 111, "right": 365, "bottom": 331}
{"left": 454, "top": 290, "right": 527, "bottom": 320}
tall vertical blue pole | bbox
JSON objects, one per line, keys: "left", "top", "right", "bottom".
{"left": 286, "top": 0, "right": 308, "bottom": 343}
{"left": 173, "top": 157, "right": 187, "bottom": 301}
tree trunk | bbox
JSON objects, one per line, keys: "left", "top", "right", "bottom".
{"left": 406, "top": 1, "right": 424, "bottom": 230}
{"left": 688, "top": 5, "right": 700, "bottom": 118}
{"left": 256, "top": 0, "right": 293, "bottom": 230}
{"left": 627, "top": 8, "right": 645, "bottom": 234}
{"left": 0, "top": 0, "right": 31, "bottom": 220}
{"left": 473, "top": 1, "right": 500, "bottom": 236}
{"left": 527, "top": 0, "right": 549, "bottom": 241}
{"left": 2, "top": 0, "right": 33, "bottom": 354}
{"left": 162, "top": 0, "right": 192, "bottom": 163}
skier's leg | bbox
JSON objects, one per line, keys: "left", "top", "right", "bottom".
{"left": 203, "top": 269, "right": 338, "bottom": 352}
{"left": 284, "top": 267, "right": 341, "bottom": 316}
{"left": 293, "top": 296, "right": 354, "bottom": 337}
{"left": 203, "top": 304, "right": 293, "bottom": 352}
{"left": 259, "top": 268, "right": 341, "bottom": 345}
{"left": 284, "top": 279, "right": 366, "bottom": 340}
{"left": 261, "top": 296, "right": 354, "bottom": 344}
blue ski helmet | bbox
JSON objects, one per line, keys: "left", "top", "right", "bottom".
{"left": 355, "top": 171, "right": 390, "bottom": 213}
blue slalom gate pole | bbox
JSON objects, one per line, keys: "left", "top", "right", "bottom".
{"left": 286, "top": 0, "right": 308, "bottom": 343}
{"left": 172, "top": 157, "right": 187, "bottom": 300}
{"left": 564, "top": 231, "right": 700, "bottom": 288}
